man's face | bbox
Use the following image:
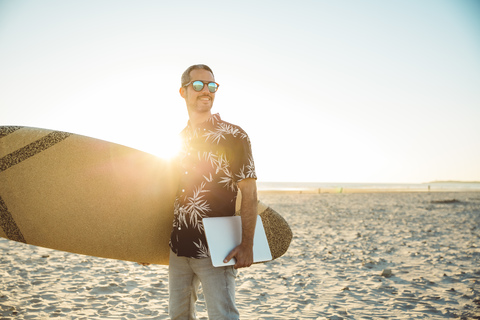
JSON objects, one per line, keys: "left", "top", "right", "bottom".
{"left": 181, "top": 68, "right": 216, "bottom": 114}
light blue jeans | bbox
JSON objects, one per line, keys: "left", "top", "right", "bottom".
{"left": 169, "top": 250, "right": 239, "bottom": 320}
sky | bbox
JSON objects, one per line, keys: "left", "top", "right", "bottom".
{"left": 1, "top": 0, "right": 479, "bottom": 183}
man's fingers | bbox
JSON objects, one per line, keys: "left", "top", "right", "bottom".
{"left": 224, "top": 247, "right": 238, "bottom": 264}
{"left": 224, "top": 245, "right": 254, "bottom": 268}
{"left": 234, "top": 257, "right": 253, "bottom": 269}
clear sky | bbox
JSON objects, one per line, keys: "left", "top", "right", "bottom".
{"left": 1, "top": 0, "right": 479, "bottom": 183}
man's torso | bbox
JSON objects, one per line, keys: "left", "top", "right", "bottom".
{"left": 169, "top": 114, "right": 257, "bottom": 258}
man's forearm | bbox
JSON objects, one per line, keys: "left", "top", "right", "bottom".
{"left": 224, "top": 178, "right": 258, "bottom": 268}
{"left": 239, "top": 180, "right": 258, "bottom": 248}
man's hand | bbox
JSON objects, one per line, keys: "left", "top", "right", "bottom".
{"left": 224, "top": 242, "right": 254, "bottom": 269}
{"left": 223, "top": 178, "right": 257, "bottom": 269}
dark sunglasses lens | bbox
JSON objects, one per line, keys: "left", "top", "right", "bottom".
{"left": 192, "top": 81, "right": 204, "bottom": 91}
{"left": 208, "top": 82, "right": 218, "bottom": 93}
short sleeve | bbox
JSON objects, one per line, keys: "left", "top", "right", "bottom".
{"left": 231, "top": 130, "right": 257, "bottom": 183}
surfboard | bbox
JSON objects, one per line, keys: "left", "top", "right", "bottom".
{"left": 0, "top": 126, "right": 292, "bottom": 265}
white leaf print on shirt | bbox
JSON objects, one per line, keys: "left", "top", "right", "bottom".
{"left": 205, "top": 122, "right": 246, "bottom": 144}
{"left": 193, "top": 239, "right": 209, "bottom": 258}
{"left": 202, "top": 151, "right": 235, "bottom": 191}
{"left": 180, "top": 182, "right": 211, "bottom": 231}
{"left": 236, "top": 154, "right": 256, "bottom": 181}
{"left": 203, "top": 173, "right": 213, "bottom": 183}
{"left": 219, "top": 170, "right": 235, "bottom": 192}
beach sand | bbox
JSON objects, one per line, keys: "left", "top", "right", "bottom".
{"left": 1, "top": 191, "right": 479, "bottom": 319}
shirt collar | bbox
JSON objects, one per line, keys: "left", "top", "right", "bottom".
{"left": 185, "top": 113, "right": 221, "bottom": 134}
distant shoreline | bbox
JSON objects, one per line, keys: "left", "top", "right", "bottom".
{"left": 256, "top": 181, "right": 480, "bottom": 194}
{"left": 258, "top": 188, "right": 480, "bottom": 194}
{"left": 428, "top": 180, "right": 480, "bottom": 184}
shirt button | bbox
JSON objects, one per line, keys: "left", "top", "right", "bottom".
{"left": 185, "top": 171, "right": 188, "bottom": 175}
{"left": 181, "top": 189, "right": 185, "bottom": 193}
{"left": 178, "top": 227, "right": 181, "bottom": 230}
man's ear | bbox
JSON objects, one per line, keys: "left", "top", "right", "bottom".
{"left": 179, "top": 87, "right": 186, "bottom": 99}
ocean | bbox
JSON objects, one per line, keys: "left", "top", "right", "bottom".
{"left": 256, "top": 181, "right": 480, "bottom": 193}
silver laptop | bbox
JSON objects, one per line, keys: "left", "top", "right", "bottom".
{"left": 203, "top": 215, "right": 272, "bottom": 267}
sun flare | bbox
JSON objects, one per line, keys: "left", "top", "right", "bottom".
{"left": 137, "top": 135, "right": 181, "bottom": 160}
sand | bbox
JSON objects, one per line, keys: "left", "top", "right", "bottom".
{"left": 1, "top": 191, "right": 479, "bottom": 319}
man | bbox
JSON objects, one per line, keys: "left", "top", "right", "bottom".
{"left": 169, "top": 64, "right": 258, "bottom": 319}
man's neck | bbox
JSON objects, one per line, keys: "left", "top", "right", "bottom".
{"left": 188, "top": 111, "right": 212, "bottom": 129}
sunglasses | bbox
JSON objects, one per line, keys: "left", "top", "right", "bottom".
{"left": 183, "top": 80, "right": 220, "bottom": 93}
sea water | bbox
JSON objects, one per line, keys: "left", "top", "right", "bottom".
{"left": 256, "top": 181, "right": 480, "bottom": 192}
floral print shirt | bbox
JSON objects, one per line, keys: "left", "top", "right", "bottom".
{"left": 169, "top": 113, "right": 257, "bottom": 259}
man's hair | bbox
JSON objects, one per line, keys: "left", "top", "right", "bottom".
{"left": 181, "top": 64, "right": 215, "bottom": 87}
